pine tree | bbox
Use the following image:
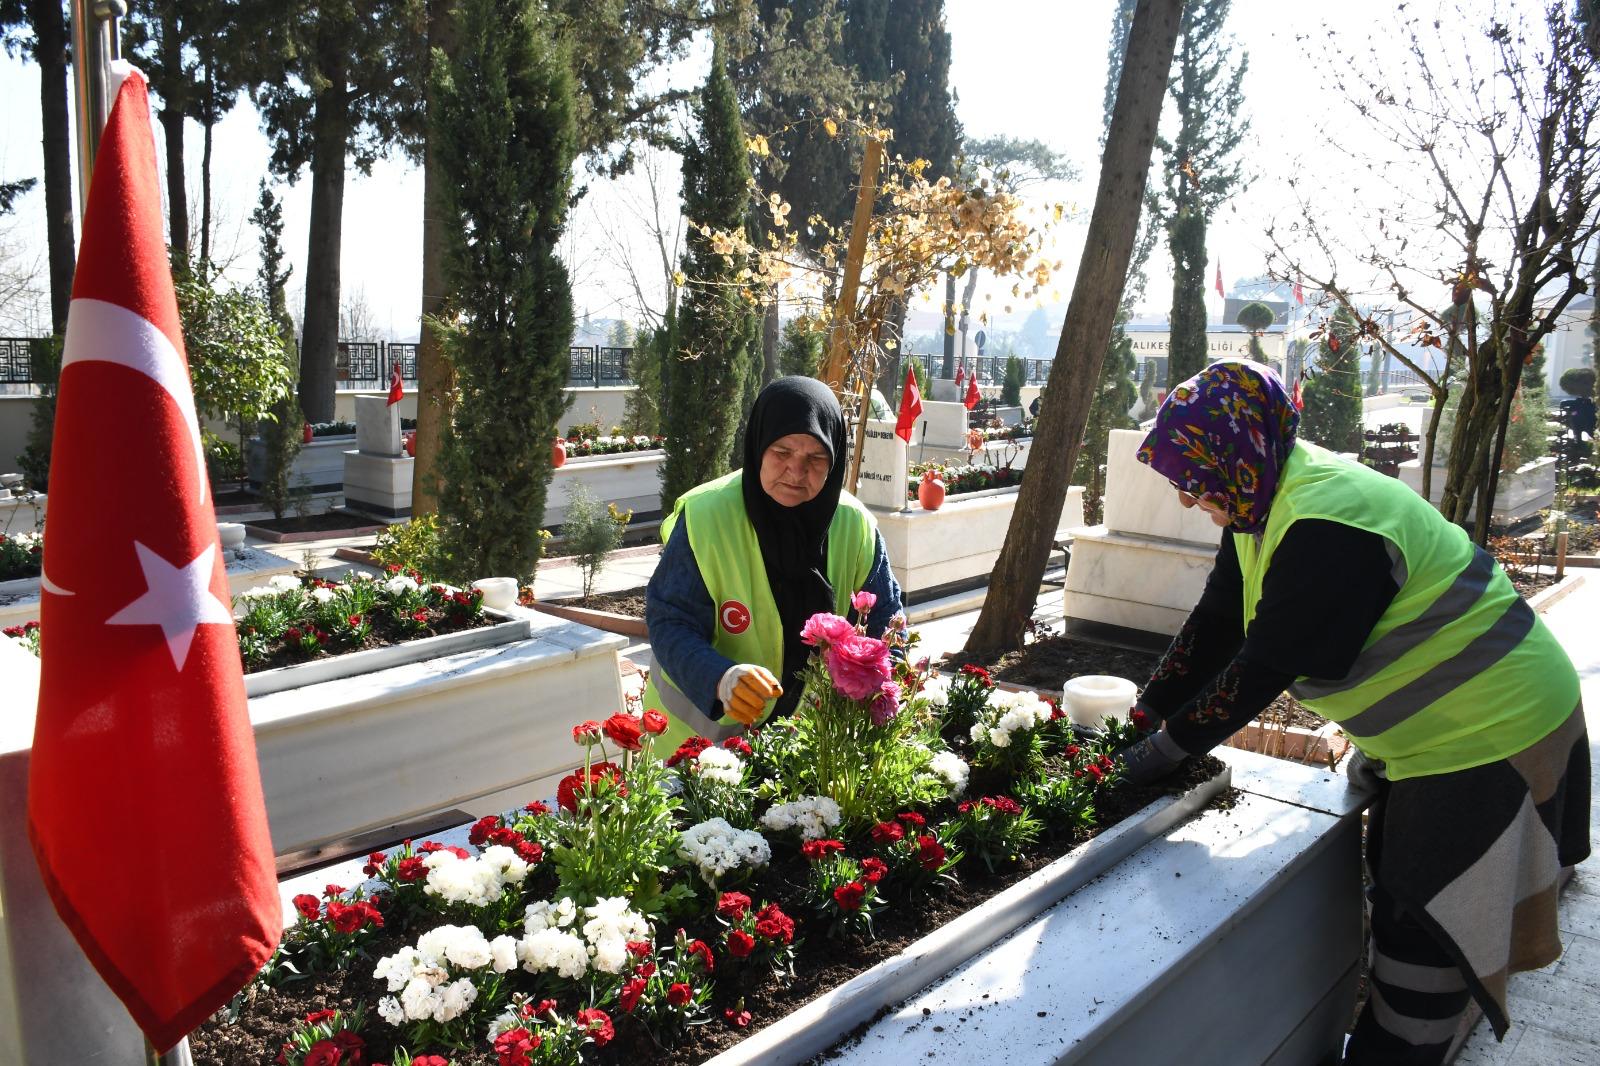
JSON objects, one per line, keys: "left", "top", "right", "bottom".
{"left": 661, "top": 45, "right": 759, "bottom": 511}
{"left": 1157, "top": 0, "right": 1247, "bottom": 387}
{"left": 251, "top": 181, "right": 304, "bottom": 520}
{"left": 1300, "top": 306, "right": 1363, "bottom": 453}
{"left": 432, "top": 0, "right": 577, "bottom": 582}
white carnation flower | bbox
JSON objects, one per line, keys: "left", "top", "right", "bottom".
{"left": 489, "top": 934, "right": 519, "bottom": 973}
{"left": 267, "top": 574, "right": 302, "bottom": 593}
{"left": 384, "top": 574, "right": 420, "bottom": 596}
{"left": 524, "top": 897, "right": 577, "bottom": 934}
{"left": 693, "top": 745, "right": 745, "bottom": 785}
{"left": 928, "top": 751, "right": 970, "bottom": 797}
{"left": 377, "top": 996, "right": 403, "bottom": 1025}
{"left": 679, "top": 818, "right": 771, "bottom": 884}
{"left": 760, "top": 796, "right": 842, "bottom": 841}
{"left": 517, "top": 928, "right": 590, "bottom": 979}
{"left": 309, "top": 585, "right": 336, "bottom": 604}
{"left": 988, "top": 727, "right": 1012, "bottom": 748}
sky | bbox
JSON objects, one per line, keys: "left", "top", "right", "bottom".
{"left": 0, "top": 0, "right": 1547, "bottom": 347}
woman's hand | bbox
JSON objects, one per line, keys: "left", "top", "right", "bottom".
{"left": 717, "top": 664, "right": 783, "bottom": 725}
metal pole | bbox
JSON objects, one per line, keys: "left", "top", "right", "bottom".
{"left": 147, "top": 1037, "right": 194, "bottom": 1066}
{"left": 69, "top": 0, "right": 127, "bottom": 221}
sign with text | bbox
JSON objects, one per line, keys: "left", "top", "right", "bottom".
{"left": 1128, "top": 330, "right": 1287, "bottom": 364}
{"left": 856, "top": 418, "right": 908, "bottom": 511}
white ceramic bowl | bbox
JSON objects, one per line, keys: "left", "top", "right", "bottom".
{"left": 472, "top": 576, "right": 520, "bottom": 611}
{"left": 216, "top": 522, "right": 246, "bottom": 549}
{"left": 1062, "top": 674, "right": 1137, "bottom": 729}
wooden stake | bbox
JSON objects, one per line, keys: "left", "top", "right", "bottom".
{"left": 819, "top": 136, "right": 884, "bottom": 400}
{"left": 1556, "top": 530, "right": 1569, "bottom": 580}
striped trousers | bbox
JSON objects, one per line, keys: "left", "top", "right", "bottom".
{"left": 1343, "top": 883, "right": 1472, "bottom": 1065}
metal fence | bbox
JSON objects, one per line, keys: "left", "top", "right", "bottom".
{"left": 0, "top": 338, "right": 46, "bottom": 385}
{"left": 902, "top": 353, "right": 1053, "bottom": 385}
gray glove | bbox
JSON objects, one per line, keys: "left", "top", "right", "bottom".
{"left": 1345, "top": 748, "right": 1385, "bottom": 793}
{"left": 1116, "top": 728, "right": 1188, "bottom": 786}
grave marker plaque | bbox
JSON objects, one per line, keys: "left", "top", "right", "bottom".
{"left": 355, "top": 395, "right": 402, "bottom": 457}
{"left": 855, "top": 419, "right": 907, "bottom": 511}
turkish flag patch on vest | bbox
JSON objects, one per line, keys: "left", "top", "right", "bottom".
{"left": 719, "top": 600, "right": 752, "bottom": 635}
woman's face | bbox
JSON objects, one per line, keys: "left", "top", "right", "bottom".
{"left": 1176, "top": 487, "right": 1231, "bottom": 528}
{"left": 760, "top": 432, "right": 832, "bottom": 507}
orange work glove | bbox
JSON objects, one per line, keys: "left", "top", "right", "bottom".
{"left": 716, "top": 664, "right": 783, "bottom": 726}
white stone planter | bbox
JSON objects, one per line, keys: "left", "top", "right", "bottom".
{"left": 0, "top": 544, "right": 296, "bottom": 632}
{"left": 246, "top": 435, "right": 355, "bottom": 493}
{"left": 705, "top": 763, "right": 1234, "bottom": 1066}
{"left": 1397, "top": 455, "right": 1557, "bottom": 524}
{"left": 877, "top": 483, "right": 1084, "bottom": 600}
{"left": 248, "top": 606, "right": 628, "bottom": 857}
{"left": 547, "top": 449, "right": 665, "bottom": 527}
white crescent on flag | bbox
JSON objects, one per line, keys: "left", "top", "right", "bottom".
{"left": 62, "top": 296, "right": 207, "bottom": 504}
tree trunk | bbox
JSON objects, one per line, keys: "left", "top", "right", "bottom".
{"left": 33, "top": 0, "right": 75, "bottom": 334}
{"left": 298, "top": 87, "right": 349, "bottom": 424}
{"left": 201, "top": 61, "right": 216, "bottom": 265}
{"left": 412, "top": 0, "right": 456, "bottom": 516}
{"left": 159, "top": 107, "right": 189, "bottom": 266}
{"left": 964, "top": 0, "right": 1184, "bottom": 655}
{"left": 761, "top": 299, "right": 779, "bottom": 385}
{"left": 941, "top": 272, "right": 956, "bottom": 378}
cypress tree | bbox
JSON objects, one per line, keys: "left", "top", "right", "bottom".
{"left": 1300, "top": 305, "right": 1363, "bottom": 453}
{"left": 432, "top": 0, "right": 577, "bottom": 582}
{"left": 661, "top": 45, "right": 759, "bottom": 510}
{"left": 1158, "top": 0, "right": 1247, "bottom": 387}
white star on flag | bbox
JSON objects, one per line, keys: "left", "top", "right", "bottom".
{"left": 105, "top": 542, "right": 234, "bottom": 670}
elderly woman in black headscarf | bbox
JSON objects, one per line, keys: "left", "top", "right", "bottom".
{"left": 642, "top": 377, "right": 903, "bottom": 746}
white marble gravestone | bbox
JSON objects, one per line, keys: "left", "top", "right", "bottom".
{"left": 1063, "top": 428, "right": 1221, "bottom": 637}
{"left": 344, "top": 396, "right": 413, "bottom": 518}
{"left": 919, "top": 400, "right": 969, "bottom": 447}
{"left": 354, "top": 395, "right": 402, "bottom": 456}
{"left": 855, "top": 419, "right": 908, "bottom": 511}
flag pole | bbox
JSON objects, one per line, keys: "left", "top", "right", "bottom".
{"left": 147, "top": 1038, "right": 194, "bottom": 1066}
{"left": 69, "top": 0, "right": 126, "bottom": 221}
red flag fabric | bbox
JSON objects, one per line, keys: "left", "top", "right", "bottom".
{"left": 1291, "top": 378, "right": 1305, "bottom": 411}
{"left": 28, "top": 68, "right": 280, "bottom": 1052}
{"left": 895, "top": 364, "right": 923, "bottom": 443}
{"left": 387, "top": 359, "right": 404, "bottom": 406}
{"left": 954, "top": 363, "right": 965, "bottom": 390}
{"left": 964, "top": 372, "right": 981, "bottom": 410}
{"left": 1293, "top": 277, "right": 1305, "bottom": 305}
{"left": 1214, "top": 261, "right": 1224, "bottom": 297}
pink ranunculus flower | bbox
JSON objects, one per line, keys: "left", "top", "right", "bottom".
{"left": 870, "top": 678, "right": 900, "bottom": 726}
{"left": 801, "top": 612, "right": 855, "bottom": 648}
{"left": 850, "top": 589, "right": 877, "bottom": 615}
{"left": 824, "top": 633, "right": 892, "bottom": 700}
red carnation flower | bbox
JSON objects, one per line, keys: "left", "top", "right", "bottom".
{"left": 722, "top": 735, "right": 753, "bottom": 756}
{"left": 635, "top": 961, "right": 657, "bottom": 979}
{"left": 292, "top": 894, "right": 321, "bottom": 921}
{"left": 396, "top": 856, "right": 427, "bottom": 882}
{"left": 513, "top": 839, "right": 543, "bottom": 865}
{"left": 727, "top": 929, "right": 756, "bottom": 958}
{"left": 800, "top": 839, "right": 846, "bottom": 861}
{"left": 1130, "top": 708, "right": 1151, "bottom": 731}
{"left": 330, "top": 1030, "right": 365, "bottom": 1058}
{"left": 304, "top": 1009, "right": 338, "bottom": 1026}
{"left": 525, "top": 998, "right": 559, "bottom": 1018}
{"left": 960, "top": 664, "right": 994, "bottom": 687}
{"left": 724, "top": 1007, "right": 753, "bottom": 1028}
{"left": 833, "top": 881, "right": 867, "bottom": 911}
{"left": 860, "top": 856, "right": 888, "bottom": 884}
{"left": 667, "top": 982, "right": 694, "bottom": 1007}
{"left": 602, "top": 712, "right": 644, "bottom": 752}
{"left": 302, "top": 1041, "right": 342, "bottom": 1066}
{"left": 411, "top": 1058, "right": 450, "bottom": 1066}
{"left": 641, "top": 708, "right": 669, "bottom": 735}
{"left": 493, "top": 1027, "right": 541, "bottom": 1066}
{"left": 626, "top": 939, "right": 653, "bottom": 958}
{"left": 468, "top": 815, "right": 500, "bottom": 846}
{"left": 572, "top": 720, "right": 602, "bottom": 743}
{"left": 956, "top": 800, "right": 975, "bottom": 814}
{"left": 362, "top": 851, "right": 387, "bottom": 877}
{"left": 753, "top": 903, "right": 795, "bottom": 944}
{"left": 618, "top": 977, "right": 646, "bottom": 1013}
{"left": 576, "top": 1008, "right": 615, "bottom": 1047}
{"left": 687, "top": 938, "right": 716, "bottom": 973}
{"left": 666, "top": 736, "right": 712, "bottom": 767}
{"left": 1086, "top": 763, "right": 1105, "bottom": 781}
{"left": 1064, "top": 744, "right": 1082, "bottom": 758}
{"left": 982, "top": 795, "right": 1022, "bottom": 816}
{"left": 869, "top": 821, "right": 905, "bottom": 845}
{"left": 556, "top": 761, "right": 627, "bottom": 813}
{"left": 717, "top": 891, "right": 753, "bottom": 921}
{"left": 897, "top": 811, "right": 926, "bottom": 828}
{"left": 916, "top": 834, "right": 947, "bottom": 871}
{"left": 524, "top": 800, "right": 551, "bottom": 815}
{"left": 410, "top": 609, "right": 429, "bottom": 624}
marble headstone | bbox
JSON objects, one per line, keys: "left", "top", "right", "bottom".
{"left": 855, "top": 419, "right": 908, "bottom": 511}
{"left": 1100, "top": 428, "right": 1222, "bottom": 546}
{"left": 919, "top": 400, "right": 969, "bottom": 447}
{"left": 355, "top": 395, "right": 402, "bottom": 457}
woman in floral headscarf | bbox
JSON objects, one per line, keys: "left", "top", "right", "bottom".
{"left": 1119, "top": 360, "right": 1587, "bottom": 1066}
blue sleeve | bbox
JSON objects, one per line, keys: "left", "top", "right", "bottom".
{"left": 857, "top": 530, "right": 904, "bottom": 638}
{"left": 645, "top": 519, "right": 734, "bottom": 713}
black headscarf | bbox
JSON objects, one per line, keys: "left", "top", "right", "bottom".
{"left": 739, "top": 376, "right": 848, "bottom": 718}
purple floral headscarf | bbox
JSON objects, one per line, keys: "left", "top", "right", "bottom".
{"left": 1136, "top": 360, "right": 1299, "bottom": 535}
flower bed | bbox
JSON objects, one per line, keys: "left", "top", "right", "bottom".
{"left": 193, "top": 602, "right": 1224, "bottom": 1066}
{"left": 905, "top": 461, "right": 1023, "bottom": 500}
{"left": 0, "top": 530, "right": 41, "bottom": 582}
{"left": 563, "top": 434, "right": 666, "bottom": 459}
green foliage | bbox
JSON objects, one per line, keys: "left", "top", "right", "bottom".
{"left": 562, "top": 483, "right": 630, "bottom": 599}
{"left": 0, "top": 177, "right": 34, "bottom": 216}
{"left": 1001, "top": 354, "right": 1026, "bottom": 406}
{"left": 622, "top": 320, "right": 666, "bottom": 436}
{"left": 1300, "top": 306, "right": 1364, "bottom": 453}
{"left": 251, "top": 180, "right": 304, "bottom": 519}
{"left": 1560, "top": 366, "right": 1595, "bottom": 398}
{"left": 1073, "top": 314, "right": 1138, "bottom": 518}
{"left": 662, "top": 46, "right": 757, "bottom": 511}
{"left": 204, "top": 432, "right": 244, "bottom": 484}
{"left": 433, "top": 0, "right": 578, "bottom": 583}
{"left": 778, "top": 316, "right": 825, "bottom": 377}
{"left": 371, "top": 514, "right": 449, "bottom": 580}
{"left": 18, "top": 336, "right": 60, "bottom": 492}
{"left": 1165, "top": 206, "right": 1210, "bottom": 386}
{"left": 1236, "top": 300, "right": 1275, "bottom": 333}
{"left": 174, "top": 268, "right": 295, "bottom": 427}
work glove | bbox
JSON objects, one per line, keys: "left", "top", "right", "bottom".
{"left": 1115, "top": 728, "right": 1188, "bottom": 787}
{"left": 717, "top": 663, "right": 783, "bottom": 726}
{"left": 1345, "top": 747, "right": 1385, "bottom": 793}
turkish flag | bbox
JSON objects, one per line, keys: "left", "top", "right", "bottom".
{"left": 387, "top": 359, "right": 403, "bottom": 406}
{"left": 955, "top": 363, "right": 965, "bottom": 391}
{"left": 28, "top": 68, "right": 279, "bottom": 1052}
{"left": 1291, "top": 378, "right": 1305, "bottom": 411}
{"left": 1214, "top": 261, "right": 1224, "bottom": 297}
{"left": 895, "top": 364, "right": 922, "bottom": 442}
{"left": 1293, "top": 277, "right": 1305, "bottom": 305}
{"left": 964, "top": 372, "right": 981, "bottom": 410}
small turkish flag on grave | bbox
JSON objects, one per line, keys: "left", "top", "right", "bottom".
{"left": 1293, "top": 277, "right": 1305, "bottom": 305}
{"left": 964, "top": 371, "right": 981, "bottom": 410}
{"left": 1215, "top": 261, "right": 1224, "bottom": 297}
{"left": 387, "top": 359, "right": 404, "bottom": 406}
{"left": 28, "top": 67, "right": 279, "bottom": 1053}
{"left": 955, "top": 363, "right": 965, "bottom": 391}
{"left": 895, "top": 364, "right": 922, "bottom": 443}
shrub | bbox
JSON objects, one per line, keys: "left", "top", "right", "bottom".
{"left": 563, "top": 483, "right": 630, "bottom": 599}
{"left": 372, "top": 514, "right": 448, "bottom": 580}
{"left": 1559, "top": 366, "right": 1595, "bottom": 398}
{"left": 1001, "top": 354, "right": 1025, "bottom": 406}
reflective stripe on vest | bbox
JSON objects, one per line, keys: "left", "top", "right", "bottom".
{"left": 1236, "top": 441, "right": 1577, "bottom": 780}
{"left": 641, "top": 470, "right": 877, "bottom": 745}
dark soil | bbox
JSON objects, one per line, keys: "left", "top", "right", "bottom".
{"left": 1508, "top": 570, "right": 1558, "bottom": 597}
{"left": 211, "top": 488, "right": 261, "bottom": 507}
{"left": 244, "top": 610, "right": 495, "bottom": 674}
{"left": 569, "top": 585, "right": 648, "bottom": 617}
{"left": 191, "top": 757, "right": 1232, "bottom": 1066}
{"left": 247, "top": 510, "right": 384, "bottom": 534}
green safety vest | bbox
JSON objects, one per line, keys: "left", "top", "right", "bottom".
{"left": 641, "top": 470, "right": 878, "bottom": 747}
{"left": 1234, "top": 441, "right": 1578, "bottom": 780}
